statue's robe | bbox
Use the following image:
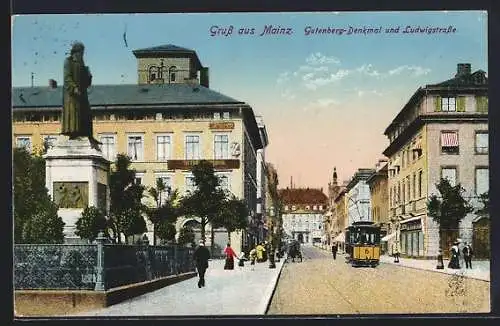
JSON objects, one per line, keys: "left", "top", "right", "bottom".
{"left": 62, "top": 57, "right": 93, "bottom": 138}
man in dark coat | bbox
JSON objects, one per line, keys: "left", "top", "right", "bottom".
{"left": 462, "top": 242, "right": 473, "bottom": 269}
{"left": 331, "top": 243, "right": 338, "bottom": 260}
{"left": 193, "top": 240, "right": 210, "bottom": 288}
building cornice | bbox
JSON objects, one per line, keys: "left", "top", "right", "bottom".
{"left": 382, "top": 113, "right": 488, "bottom": 157}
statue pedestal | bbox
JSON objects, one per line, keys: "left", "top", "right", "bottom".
{"left": 44, "top": 136, "right": 110, "bottom": 242}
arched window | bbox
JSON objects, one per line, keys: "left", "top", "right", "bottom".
{"left": 149, "top": 65, "right": 158, "bottom": 83}
{"left": 169, "top": 66, "right": 177, "bottom": 83}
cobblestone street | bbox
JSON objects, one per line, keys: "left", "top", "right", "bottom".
{"left": 267, "top": 245, "right": 490, "bottom": 315}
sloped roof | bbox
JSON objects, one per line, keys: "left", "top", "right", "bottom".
{"left": 132, "top": 44, "right": 203, "bottom": 69}
{"left": 427, "top": 70, "right": 488, "bottom": 88}
{"left": 12, "top": 83, "right": 243, "bottom": 108}
{"left": 278, "top": 188, "right": 328, "bottom": 205}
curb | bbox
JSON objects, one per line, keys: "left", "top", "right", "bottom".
{"left": 379, "top": 260, "right": 490, "bottom": 282}
{"left": 258, "top": 256, "right": 287, "bottom": 315}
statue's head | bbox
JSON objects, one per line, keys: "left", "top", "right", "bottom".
{"left": 70, "top": 42, "right": 85, "bottom": 55}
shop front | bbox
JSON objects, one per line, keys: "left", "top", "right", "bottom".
{"left": 400, "top": 217, "right": 424, "bottom": 257}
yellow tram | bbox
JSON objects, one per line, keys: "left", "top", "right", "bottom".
{"left": 345, "top": 221, "right": 381, "bottom": 267}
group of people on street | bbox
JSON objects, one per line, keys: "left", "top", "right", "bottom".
{"left": 192, "top": 240, "right": 276, "bottom": 288}
{"left": 449, "top": 241, "right": 474, "bottom": 269}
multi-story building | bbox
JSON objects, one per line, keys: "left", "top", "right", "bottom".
{"left": 279, "top": 187, "right": 328, "bottom": 244}
{"left": 325, "top": 167, "right": 342, "bottom": 245}
{"left": 366, "top": 159, "right": 389, "bottom": 253}
{"left": 265, "top": 163, "right": 281, "bottom": 248}
{"left": 345, "top": 169, "right": 375, "bottom": 226}
{"left": 12, "top": 44, "right": 264, "bottom": 254}
{"left": 382, "top": 63, "right": 488, "bottom": 258}
{"left": 331, "top": 180, "right": 349, "bottom": 252}
{"left": 256, "top": 116, "right": 269, "bottom": 244}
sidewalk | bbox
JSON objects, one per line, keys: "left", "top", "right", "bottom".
{"left": 75, "top": 257, "right": 286, "bottom": 316}
{"left": 379, "top": 255, "right": 490, "bottom": 282}
{"left": 313, "top": 244, "right": 489, "bottom": 282}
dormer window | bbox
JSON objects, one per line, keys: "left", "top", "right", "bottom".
{"left": 441, "top": 97, "right": 456, "bottom": 112}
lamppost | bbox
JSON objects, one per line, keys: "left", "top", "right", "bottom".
{"left": 268, "top": 206, "right": 276, "bottom": 269}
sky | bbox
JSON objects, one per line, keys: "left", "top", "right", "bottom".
{"left": 11, "top": 11, "right": 488, "bottom": 193}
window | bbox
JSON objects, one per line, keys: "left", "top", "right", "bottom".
{"left": 135, "top": 173, "right": 144, "bottom": 185}
{"left": 99, "top": 134, "right": 116, "bottom": 160}
{"left": 155, "top": 175, "right": 172, "bottom": 205}
{"left": 441, "top": 167, "right": 457, "bottom": 187}
{"left": 319, "top": 205, "right": 323, "bottom": 210}
{"left": 475, "top": 131, "right": 488, "bottom": 154}
{"left": 475, "top": 167, "right": 489, "bottom": 196}
{"left": 441, "top": 131, "right": 459, "bottom": 154}
{"left": 305, "top": 205, "right": 310, "bottom": 210}
{"left": 127, "top": 135, "right": 144, "bottom": 161}
{"left": 284, "top": 205, "right": 289, "bottom": 211}
{"left": 15, "top": 136, "right": 31, "bottom": 152}
{"left": 156, "top": 135, "right": 171, "bottom": 161}
{"left": 412, "top": 173, "right": 416, "bottom": 200}
{"left": 313, "top": 205, "right": 317, "bottom": 210}
{"left": 213, "top": 112, "right": 221, "bottom": 120}
{"left": 441, "top": 97, "right": 456, "bottom": 111}
{"left": 169, "top": 66, "right": 177, "bottom": 83}
{"left": 418, "top": 171, "right": 423, "bottom": 198}
{"left": 216, "top": 173, "right": 230, "bottom": 192}
{"left": 185, "top": 175, "right": 196, "bottom": 194}
{"left": 149, "top": 65, "right": 158, "bottom": 82}
{"left": 292, "top": 205, "right": 296, "bottom": 211}
{"left": 214, "top": 134, "right": 229, "bottom": 159}
{"left": 223, "top": 111, "right": 230, "bottom": 119}
{"left": 43, "top": 135, "right": 58, "bottom": 150}
{"left": 185, "top": 135, "right": 200, "bottom": 160}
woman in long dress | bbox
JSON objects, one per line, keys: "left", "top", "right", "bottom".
{"left": 223, "top": 243, "right": 238, "bottom": 270}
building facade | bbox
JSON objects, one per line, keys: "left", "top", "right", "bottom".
{"left": 383, "top": 63, "right": 488, "bottom": 258}
{"left": 279, "top": 188, "right": 328, "bottom": 244}
{"left": 345, "top": 169, "right": 375, "bottom": 226}
{"left": 12, "top": 44, "right": 264, "bottom": 254}
{"left": 366, "top": 160, "right": 389, "bottom": 253}
{"left": 255, "top": 116, "right": 269, "bottom": 245}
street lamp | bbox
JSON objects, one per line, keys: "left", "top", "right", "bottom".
{"left": 268, "top": 206, "right": 276, "bottom": 269}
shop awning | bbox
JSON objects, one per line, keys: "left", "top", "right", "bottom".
{"left": 400, "top": 216, "right": 422, "bottom": 224}
{"left": 333, "top": 233, "right": 345, "bottom": 243}
{"left": 381, "top": 232, "right": 396, "bottom": 242}
{"left": 441, "top": 132, "right": 459, "bottom": 147}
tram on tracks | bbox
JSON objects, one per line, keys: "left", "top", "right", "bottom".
{"left": 345, "top": 221, "right": 381, "bottom": 267}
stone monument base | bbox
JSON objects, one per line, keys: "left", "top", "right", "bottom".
{"left": 44, "top": 135, "right": 110, "bottom": 242}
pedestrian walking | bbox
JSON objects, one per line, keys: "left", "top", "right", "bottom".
{"left": 249, "top": 247, "right": 257, "bottom": 271}
{"left": 462, "top": 242, "right": 473, "bottom": 269}
{"left": 237, "top": 251, "right": 246, "bottom": 269}
{"left": 192, "top": 240, "right": 210, "bottom": 288}
{"left": 393, "top": 243, "right": 400, "bottom": 263}
{"left": 223, "top": 243, "right": 238, "bottom": 270}
{"left": 256, "top": 243, "right": 265, "bottom": 263}
{"left": 331, "top": 243, "right": 338, "bottom": 260}
{"left": 448, "top": 241, "right": 460, "bottom": 269}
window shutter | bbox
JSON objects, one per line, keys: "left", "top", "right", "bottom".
{"left": 457, "top": 96, "right": 466, "bottom": 112}
{"left": 477, "top": 96, "right": 488, "bottom": 113}
{"left": 435, "top": 96, "right": 442, "bottom": 112}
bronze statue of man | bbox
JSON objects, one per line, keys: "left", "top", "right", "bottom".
{"left": 62, "top": 42, "right": 100, "bottom": 146}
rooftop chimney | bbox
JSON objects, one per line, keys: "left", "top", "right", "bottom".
{"left": 48, "top": 79, "right": 57, "bottom": 88}
{"left": 455, "top": 63, "right": 471, "bottom": 78}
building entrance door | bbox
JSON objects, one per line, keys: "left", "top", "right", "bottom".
{"left": 298, "top": 233, "right": 304, "bottom": 243}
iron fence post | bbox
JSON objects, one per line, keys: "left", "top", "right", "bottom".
{"left": 94, "top": 231, "right": 106, "bottom": 291}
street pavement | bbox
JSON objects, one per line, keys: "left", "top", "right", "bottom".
{"left": 268, "top": 245, "right": 490, "bottom": 314}
{"left": 75, "top": 256, "right": 285, "bottom": 316}
{"left": 315, "top": 244, "right": 490, "bottom": 282}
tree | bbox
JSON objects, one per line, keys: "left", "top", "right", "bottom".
{"left": 475, "top": 191, "right": 489, "bottom": 216}
{"left": 108, "top": 154, "right": 147, "bottom": 244}
{"left": 179, "top": 160, "right": 226, "bottom": 251}
{"left": 177, "top": 225, "right": 195, "bottom": 247}
{"left": 156, "top": 220, "right": 177, "bottom": 244}
{"left": 75, "top": 206, "right": 108, "bottom": 243}
{"left": 427, "top": 178, "right": 473, "bottom": 255}
{"left": 13, "top": 147, "right": 64, "bottom": 243}
{"left": 212, "top": 194, "right": 249, "bottom": 242}
{"left": 145, "top": 178, "right": 182, "bottom": 246}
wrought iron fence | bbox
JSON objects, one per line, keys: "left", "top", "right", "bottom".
{"left": 14, "top": 241, "right": 196, "bottom": 291}
{"left": 14, "top": 244, "right": 98, "bottom": 290}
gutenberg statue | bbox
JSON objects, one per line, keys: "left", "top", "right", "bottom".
{"left": 62, "top": 42, "right": 100, "bottom": 147}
